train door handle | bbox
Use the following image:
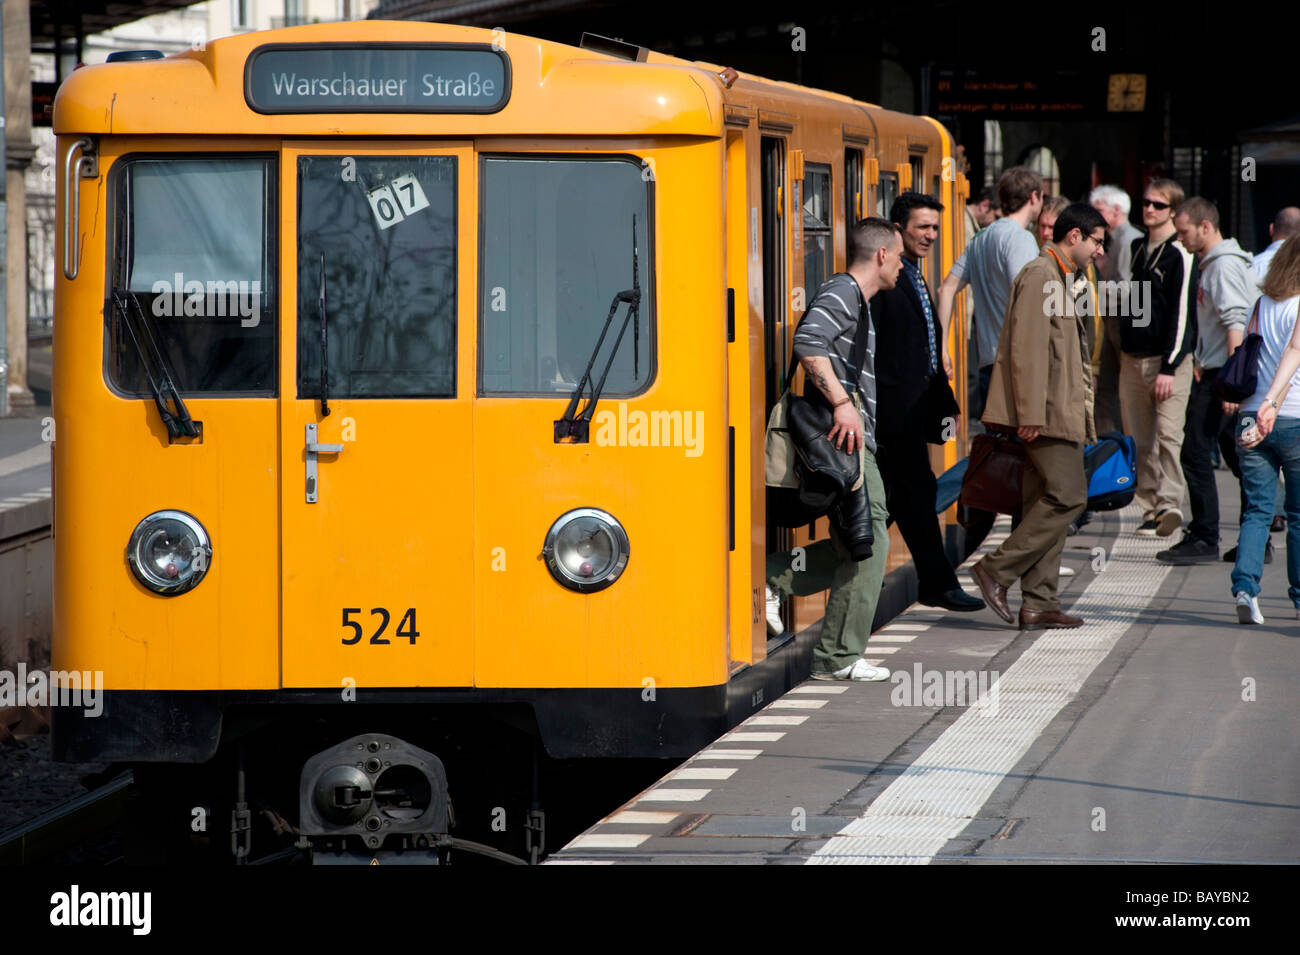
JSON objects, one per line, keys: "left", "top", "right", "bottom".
{"left": 305, "top": 422, "right": 344, "bottom": 504}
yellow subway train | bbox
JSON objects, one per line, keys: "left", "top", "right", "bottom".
{"left": 51, "top": 19, "right": 970, "bottom": 862}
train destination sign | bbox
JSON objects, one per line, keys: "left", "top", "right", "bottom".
{"left": 245, "top": 44, "right": 511, "bottom": 113}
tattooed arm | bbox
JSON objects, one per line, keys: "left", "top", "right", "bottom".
{"left": 799, "top": 355, "right": 863, "bottom": 453}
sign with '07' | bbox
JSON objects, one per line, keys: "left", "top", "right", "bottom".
{"left": 245, "top": 44, "right": 511, "bottom": 113}
{"left": 366, "top": 174, "right": 430, "bottom": 230}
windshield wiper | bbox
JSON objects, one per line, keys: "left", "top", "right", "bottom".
{"left": 318, "top": 252, "right": 331, "bottom": 417}
{"left": 111, "top": 290, "right": 201, "bottom": 441}
{"left": 554, "top": 216, "right": 641, "bottom": 443}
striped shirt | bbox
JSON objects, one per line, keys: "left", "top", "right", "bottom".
{"left": 792, "top": 272, "right": 878, "bottom": 453}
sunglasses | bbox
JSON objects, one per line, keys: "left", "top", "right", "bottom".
{"left": 1142, "top": 199, "right": 1172, "bottom": 210}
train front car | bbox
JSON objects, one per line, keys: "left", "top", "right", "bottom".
{"left": 50, "top": 22, "right": 743, "bottom": 863}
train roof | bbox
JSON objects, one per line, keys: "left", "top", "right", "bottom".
{"left": 53, "top": 18, "right": 936, "bottom": 147}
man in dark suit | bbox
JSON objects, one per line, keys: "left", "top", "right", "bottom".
{"left": 873, "top": 192, "right": 985, "bottom": 612}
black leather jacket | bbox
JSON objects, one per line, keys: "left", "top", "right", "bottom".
{"left": 788, "top": 395, "right": 874, "bottom": 561}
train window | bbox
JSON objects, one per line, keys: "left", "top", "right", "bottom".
{"left": 106, "top": 155, "right": 277, "bottom": 395}
{"left": 844, "top": 148, "right": 864, "bottom": 227}
{"left": 803, "top": 163, "right": 832, "bottom": 302}
{"left": 879, "top": 171, "right": 899, "bottom": 219}
{"left": 297, "top": 155, "right": 457, "bottom": 399}
{"left": 479, "top": 156, "right": 653, "bottom": 396}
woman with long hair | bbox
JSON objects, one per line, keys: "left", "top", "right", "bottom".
{"left": 1232, "top": 235, "right": 1300, "bottom": 622}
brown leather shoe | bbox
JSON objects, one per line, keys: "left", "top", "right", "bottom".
{"left": 971, "top": 560, "right": 1013, "bottom": 624}
{"left": 1019, "top": 607, "right": 1084, "bottom": 630}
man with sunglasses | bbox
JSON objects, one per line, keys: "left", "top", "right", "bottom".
{"left": 1119, "top": 179, "right": 1198, "bottom": 541}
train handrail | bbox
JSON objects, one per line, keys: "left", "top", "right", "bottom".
{"left": 62, "top": 138, "right": 97, "bottom": 281}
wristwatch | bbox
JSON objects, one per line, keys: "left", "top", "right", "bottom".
{"left": 1266, "top": 397, "right": 1280, "bottom": 410}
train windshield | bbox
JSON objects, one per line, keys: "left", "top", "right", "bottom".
{"left": 297, "top": 154, "right": 458, "bottom": 399}
{"left": 479, "top": 156, "right": 653, "bottom": 395}
{"left": 106, "top": 155, "right": 277, "bottom": 395}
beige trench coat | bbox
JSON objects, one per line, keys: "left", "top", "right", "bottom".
{"left": 982, "top": 247, "right": 1097, "bottom": 444}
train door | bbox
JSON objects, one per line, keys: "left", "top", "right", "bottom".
{"left": 278, "top": 141, "right": 477, "bottom": 688}
{"left": 760, "top": 135, "right": 790, "bottom": 635}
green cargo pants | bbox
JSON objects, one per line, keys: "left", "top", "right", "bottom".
{"left": 766, "top": 448, "right": 890, "bottom": 673}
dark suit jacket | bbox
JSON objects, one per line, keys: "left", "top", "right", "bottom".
{"left": 871, "top": 266, "right": 954, "bottom": 440}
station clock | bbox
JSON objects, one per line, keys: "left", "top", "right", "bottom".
{"left": 1106, "top": 74, "right": 1147, "bottom": 112}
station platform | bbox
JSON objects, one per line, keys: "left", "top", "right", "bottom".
{"left": 550, "top": 473, "right": 1300, "bottom": 864}
{"left": 0, "top": 408, "right": 53, "bottom": 671}
{"left": 0, "top": 408, "right": 51, "bottom": 512}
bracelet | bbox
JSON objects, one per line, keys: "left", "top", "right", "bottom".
{"left": 1266, "top": 397, "right": 1280, "bottom": 410}
{"left": 832, "top": 395, "right": 852, "bottom": 408}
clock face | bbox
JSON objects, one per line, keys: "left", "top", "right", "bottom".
{"left": 1107, "top": 74, "right": 1147, "bottom": 112}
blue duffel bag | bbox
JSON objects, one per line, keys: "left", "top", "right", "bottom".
{"left": 1084, "top": 432, "right": 1137, "bottom": 511}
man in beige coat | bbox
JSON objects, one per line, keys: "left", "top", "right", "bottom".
{"left": 971, "top": 203, "right": 1107, "bottom": 630}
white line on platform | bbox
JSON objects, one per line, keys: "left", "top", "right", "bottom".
{"left": 694, "top": 749, "right": 761, "bottom": 759}
{"left": 809, "top": 507, "right": 1167, "bottom": 865}
{"left": 637, "top": 788, "right": 710, "bottom": 802}
{"left": 769, "top": 699, "right": 827, "bottom": 709}
{"left": 789, "top": 685, "right": 848, "bottom": 694}
{"left": 862, "top": 646, "right": 899, "bottom": 654}
{"left": 870, "top": 634, "right": 918, "bottom": 643}
{"left": 546, "top": 859, "right": 617, "bottom": 865}
{"left": 880, "top": 623, "right": 929, "bottom": 631}
{"left": 604, "top": 811, "right": 679, "bottom": 825}
{"left": 749, "top": 715, "right": 807, "bottom": 725}
{"left": 567, "top": 833, "right": 650, "bottom": 849}
{"left": 720, "top": 731, "right": 785, "bottom": 742}
{"left": 673, "top": 767, "right": 737, "bottom": 780}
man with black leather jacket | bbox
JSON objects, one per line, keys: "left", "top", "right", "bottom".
{"left": 765, "top": 217, "right": 904, "bottom": 681}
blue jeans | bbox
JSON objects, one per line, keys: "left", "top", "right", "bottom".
{"left": 1231, "top": 416, "right": 1300, "bottom": 604}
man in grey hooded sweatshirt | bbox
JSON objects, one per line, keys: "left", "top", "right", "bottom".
{"left": 1157, "top": 197, "right": 1260, "bottom": 565}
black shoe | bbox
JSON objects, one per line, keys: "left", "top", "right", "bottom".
{"left": 1272, "top": 515, "right": 1286, "bottom": 533}
{"left": 1157, "top": 535, "right": 1219, "bottom": 565}
{"left": 1067, "top": 511, "right": 1094, "bottom": 536}
{"left": 920, "top": 587, "right": 987, "bottom": 612}
{"left": 1223, "top": 539, "right": 1274, "bottom": 564}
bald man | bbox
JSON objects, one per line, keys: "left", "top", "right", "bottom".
{"left": 1253, "top": 207, "right": 1300, "bottom": 284}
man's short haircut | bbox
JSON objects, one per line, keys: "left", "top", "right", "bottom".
{"left": 1146, "top": 177, "right": 1185, "bottom": 210}
{"left": 1040, "top": 195, "right": 1071, "bottom": 219}
{"left": 890, "top": 191, "right": 945, "bottom": 228}
{"left": 848, "top": 217, "right": 901, "bottom": 267}
{"left": 969, "top": 185, "right": 998, "bottom": 207}
{"left": 1176, "top": 196, "right": 1220, "bottom": 232}
{"left": 1272, "top": 206, "right": 1300, "bottom": 240}
{"left": 1052, "top": 203, "right": 1107, "bottom": 244}
{"left": 997, "top": 167, "right": 1043, "bottom": 215}
{"left": 1089, "top": 184, "right": 1132, "bottom": 216}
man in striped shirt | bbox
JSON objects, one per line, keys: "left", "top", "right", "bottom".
{"left": 766, "top": 217, "right": 904, "bottom": 681}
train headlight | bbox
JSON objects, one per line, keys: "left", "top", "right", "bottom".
{"left": 542, "top": 508, "right": 629, "bottom": 593}
{"left": 126, "top": 510, "right": 212, "bottom": 595}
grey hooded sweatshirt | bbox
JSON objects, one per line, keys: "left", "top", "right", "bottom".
{"left": 1195, "top": 238, "right": 1258, "bottom": 370}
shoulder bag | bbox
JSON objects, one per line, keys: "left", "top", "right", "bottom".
{"left": 1213, "top": 299, "right": 1263, "bottom": 403}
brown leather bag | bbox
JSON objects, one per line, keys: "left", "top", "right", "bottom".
{"left": 960, "top": 431, "right": 1033, "bottom": 517}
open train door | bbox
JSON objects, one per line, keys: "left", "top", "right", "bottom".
{"left": 278, "top": 141, "right": 477, "bottom": 689}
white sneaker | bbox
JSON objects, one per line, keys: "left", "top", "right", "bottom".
{"left": 765, "top": 585, "right": 784, "bottom": 636}
{"left": 1059, "top": 564, "right": 1076, "bottom": 577}
{"left": 1235, "top": 592, "right": 1264, "bottom": 625}
{"left": 813, "top": 658, "right": 890, "bottom": 682}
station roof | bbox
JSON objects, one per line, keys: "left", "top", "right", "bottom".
{"left": 29, "top": 1, "right": 203, "bottom": 44}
